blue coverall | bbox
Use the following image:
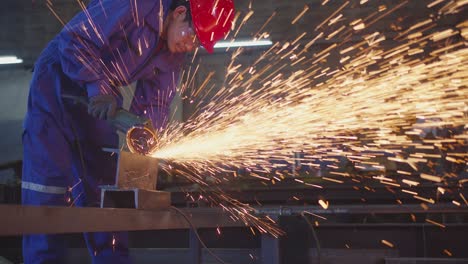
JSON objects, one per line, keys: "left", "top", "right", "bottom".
{"left": 21, "top": 0, "right": 184, "bottom": 263}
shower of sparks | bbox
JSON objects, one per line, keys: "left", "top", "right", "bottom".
{"left": 381, "top": 239, "right": 395, "bottom": 248}
{"left": 153, "top": 1, "right": 466, "bottom": 192}
{"left": 318, "top": 199, "right": 329, "bottom": 209}
{"left": 157, "top": 33, "right": 465, "bottom": 166}
{"left": 460, "top": 193, "right": 468, "bottom": 206}
{"left": 44, "top": 0, "right": 468, "bottom": 237}
{"left": 443, "top": 249, "right": 453, "bottom": 257}
{"left": 425, "top": 218, "right": 447, "bottom": 228}
{"left": 291, "top": 5, "right": 310, "bottom": 25}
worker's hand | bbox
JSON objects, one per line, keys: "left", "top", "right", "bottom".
{"left": 88, "top": 94, "right": 117, "bottom": 120}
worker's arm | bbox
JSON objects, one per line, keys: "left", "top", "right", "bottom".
{"left": 130, "top": 67, "right": 181, "bottom": 129}
{"left": 57, "top": 0, "right": 161, "bottom": 98}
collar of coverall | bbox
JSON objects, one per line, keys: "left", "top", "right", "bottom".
{"left": 144, "top": 0, "right": 171, "bottom": 36}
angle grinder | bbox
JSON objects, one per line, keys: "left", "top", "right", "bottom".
{"left": 62, "top": 94, "right": 158, "bottom": 155}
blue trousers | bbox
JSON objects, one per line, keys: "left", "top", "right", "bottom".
{"left": 21, "top": 110, "right": 130, "bottom": 264}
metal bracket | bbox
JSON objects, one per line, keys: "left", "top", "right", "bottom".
{"left": 100, "top": 187, "right": 170, "bottom": 210}
{"left": 100, "top": 149, "right": 170, "bottom": 210}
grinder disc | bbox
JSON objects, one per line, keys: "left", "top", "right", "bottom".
{"left": 126, "top": 126, "right": 158, "bottom": 155}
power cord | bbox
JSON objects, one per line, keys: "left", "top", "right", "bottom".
{"left": 300, "top": 212, "right": 322, "bottom": 264}
{"left": 170, "top": 206, "right": 229, "bottom": 264}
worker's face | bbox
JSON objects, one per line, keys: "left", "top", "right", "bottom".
{"left": 166, "top": 6, "right": 199, "bottom": 53}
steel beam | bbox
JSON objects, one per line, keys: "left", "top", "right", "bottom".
{"left": 189, "top": 229, "right": 201, "bottom": 264}
{"left": 0, "top": 205, "right": 245, "bottom": 236}
{"left": 255, "top": 203, "right": 466, "bottom": 215}
{"left": 261, "top": 214, "right": 280, "bottom": 264}
{"left": 1, "top": 203, "right": 465, "bottom": 237}
{"left": 261, "top": 234, "right": 280, "bottom": 264}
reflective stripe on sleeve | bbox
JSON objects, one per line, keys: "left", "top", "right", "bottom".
{"left": 21, "top": 181, "right": 67, "bottom": 195}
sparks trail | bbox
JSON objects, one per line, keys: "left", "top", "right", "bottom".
{"left": 160, "top": 163, "right": 285, "bottom": 237}
{"left": 154, "top": 0, "right": 467, "bottom": 205}
{"left": 153, "top": 44, "right": 467, "bottom": 169}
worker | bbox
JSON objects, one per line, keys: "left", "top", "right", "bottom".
{"left": 21, "top": 0, "right": 234, "bottom": 263}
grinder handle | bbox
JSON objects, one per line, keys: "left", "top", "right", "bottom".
{"left": 110, "top": 109, "right": 151, "bottom": 132}
{"left": 61, "top": 94, "right": 151, "bottom": 133}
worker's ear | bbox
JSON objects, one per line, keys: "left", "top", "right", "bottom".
{"left": 172, "top": 5, "right": 188, "bottom": 22}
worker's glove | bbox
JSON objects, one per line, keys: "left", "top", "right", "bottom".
{"left": 88, "top": 94, "right": 117, "bottom": 120}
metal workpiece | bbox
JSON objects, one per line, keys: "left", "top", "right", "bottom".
{"left": 114, "top": 150, "right": 158, "bottom": 190}
{"left": 0, "top": 205, "right": 246, "bottom": 236}
{"left": 100, "top": 150, "right": 168, "bottom": 210}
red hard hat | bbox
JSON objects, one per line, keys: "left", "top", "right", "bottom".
{"left": 189, "top": 0, "right": 235, "bottom": 53}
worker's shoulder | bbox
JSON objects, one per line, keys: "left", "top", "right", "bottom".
{"left": 92, "top": 0, "right": 173, "bottom": 13}
{"left": 130, "top": 0, "right": 173, "bottom": 7}
{"left": 94, "top": 0, "right": 164, "bottom": 10}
